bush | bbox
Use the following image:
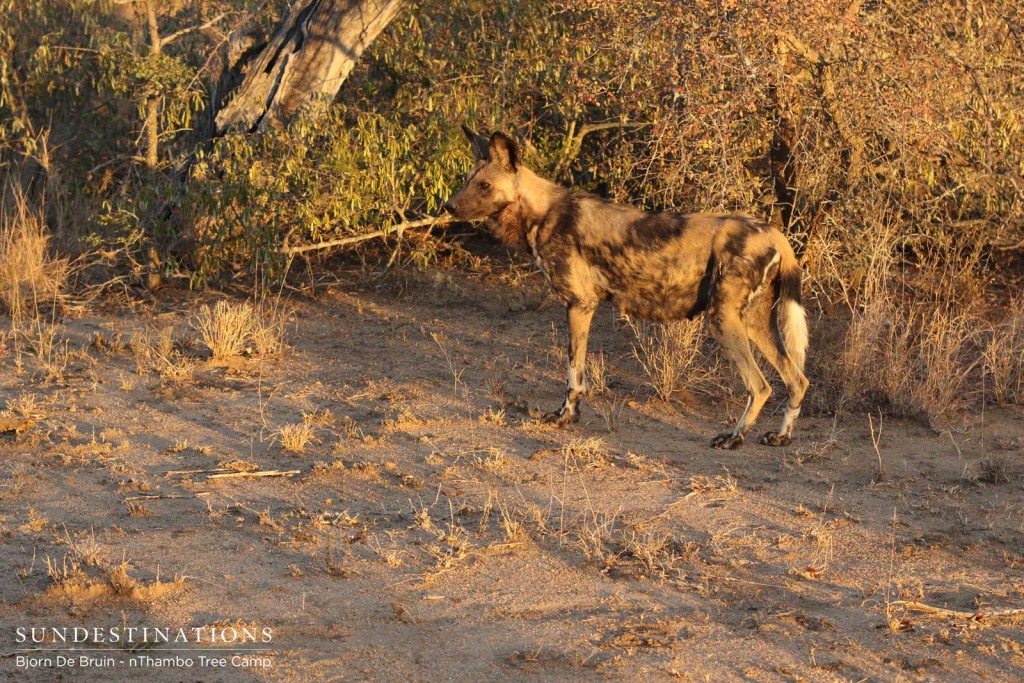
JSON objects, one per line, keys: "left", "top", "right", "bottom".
{"left": 3, "top": 0, "right": 1022, "bottom": 420}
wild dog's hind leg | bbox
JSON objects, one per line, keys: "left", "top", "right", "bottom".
{"left": 708, "top": 285, "right": 772, "bottom": 450}
{"left": 747, "top": 305, "right": 809, "bottom": 446}
{"left": 543, "top": 301, "right": 597, "bottom": 428}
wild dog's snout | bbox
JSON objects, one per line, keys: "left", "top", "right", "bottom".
{"left": 443, "top": 200, "right": 457, "bottom": 215}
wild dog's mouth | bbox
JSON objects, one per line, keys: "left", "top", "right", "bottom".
{"left": 443, "top": 198, "right": 513, "bottom": 223}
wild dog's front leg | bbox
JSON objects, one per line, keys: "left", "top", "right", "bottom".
{"left": 542, "top": 301, "right": 598, "bottom": 428}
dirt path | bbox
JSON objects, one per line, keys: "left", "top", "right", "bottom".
{"left": 0, "top": 266, "right": 1022, "bottom": 681}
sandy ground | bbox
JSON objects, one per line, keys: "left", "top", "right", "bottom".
{"left": 0, "top": 258, "right": 1022, "bottom": 682}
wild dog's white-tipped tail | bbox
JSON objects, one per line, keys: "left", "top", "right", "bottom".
{"left": 774, "top": 243, "right": 808, "bottom": 372}
{"left": 779, "top": 298, "right": 808, "bottom": 372}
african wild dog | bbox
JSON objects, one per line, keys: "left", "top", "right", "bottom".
{"left": 444, "top": 127, "right": 809, "bottom": 449}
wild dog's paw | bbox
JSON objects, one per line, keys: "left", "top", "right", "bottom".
{"left": 760, "top": 431, "right": 791, "bottom": 447}
{"left": 710, "top": 432, "right": 744, "bottom": 450}
{"left": 541, "top": 410, "right": 577, "bottom": 428}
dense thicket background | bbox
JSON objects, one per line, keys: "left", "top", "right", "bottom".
{"left": 2, "top": 0, "right": 1023, "bottom": 418}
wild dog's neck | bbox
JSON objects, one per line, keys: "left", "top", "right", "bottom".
{"left": 492, "top": 167, "right": 564, "bottom": 251}
{"left": 517, "top": 167, "right": 562, "bottom": 221}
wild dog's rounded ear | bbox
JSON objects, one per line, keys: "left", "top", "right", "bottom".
{"left": 462, "top": 124, "right": 490, "bottom": 162}
{"left": 488, "top": 132, "right": 520, "bottom": 171}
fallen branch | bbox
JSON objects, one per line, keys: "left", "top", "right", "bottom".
{"left": 895, "top": 600, "right": 1024, "bottom": 622}
{"left": 279, "top": 215, "right": 454, "bottom": 255}
{"left": 123, "top": 492, "right": 211, "bottom": 502}
{"left": 166, "top": 467, "right": 301, "bottom": 480}
{"left": 206, "top": 469, "right": 300, "bottom": 480}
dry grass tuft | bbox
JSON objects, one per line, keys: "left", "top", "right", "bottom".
{"left": 687, "top": 472, "right": 739, "bottom": 496}
{"left": 192, "top": 300, "right": 258, "bottom": 360}
{"left": 497, "top": 502, "right": 527, "bottom": 543}
{"left": 591, "top": 395, "right": 628, "bottom": 433}
{"left": 625, "top": 317, "right": 710, "bottom": 402}
{"left": 369, "top": 533, "right": 405, "bottom": 567}
{"left": 59, "top": 527, "right": 107, "bottom": 568}
{"left": 978, "top": 456, "right": 1010, "bottom": 485}
{"left": 6, "top": 392, "right": 43, "bottom": 419}
{"left": 89, "top": 331, "right": 128, "bottom": 354}
{"left": 158, "top": 357, "right": 196, "bottom": 384}
{"left": 620, "top": 527, "right": 676, "bottom": 574}
{"left": 984, "top": 298, "right": 1024, "bottom": 405}
{"left": 423, "top": 521, "right": 473, "bottom": 580}
{"left": 0, "top": 187, "right": 69, "bottom": 321}
{"left": 585, "top": 350, "right": 609, "bottom": 395}
{"left": 24, "top": 318, "right": 72, "bottom": 380}
{"left": 841, "top": 294, "right": 979, "bottom": 422}
{"left": 572, "top": 512, "right": 689, "bottom": 578}
{"left": 562, "top": 436, "right": 610, "bottom": 471}
{"left": 126, "top": 501, "right": 153, "bottom": 517}
{"left": 830, "top": 222, "right": 1003, "bottom": 422}
{"left": 277, "top": 422, "right": 318, "bottom": 453}
{"left": 127, "top": 325, "right": 199, "bottom": 382}
{"left": 191, "top": 297, "right": 289, "bottom": 361}
{"left": 45, "top": 553, "right": 83, "bottom": 586}
{"left": 44, "top": 549, "right": 185, "bottom": 604}
{"left": 470, "top": 447, "right": 507, "bottom": 471}
{"left": 251, "top": 297, "right": 289, "bottom": 355}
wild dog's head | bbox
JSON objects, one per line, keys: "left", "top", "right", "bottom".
{"left": 444, "top": 126, "right": 527, "bottom": 249}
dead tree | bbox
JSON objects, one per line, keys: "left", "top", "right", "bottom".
{"left": 214, "top": 0, "right": 406, "bottom": 134}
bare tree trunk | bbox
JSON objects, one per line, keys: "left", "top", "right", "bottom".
{"left": 214, "top": 0, "right": 405, "bottom": 135}
{"left": 144, "top": 0, "right": 162, "bottom": 170}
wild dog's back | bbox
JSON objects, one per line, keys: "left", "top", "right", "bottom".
{"left": 558, "top": 202, "right": 745, "bottom": 322}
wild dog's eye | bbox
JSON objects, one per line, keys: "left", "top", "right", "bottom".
{"left": 477, "top": 180, "right": 491, "bottom": 191}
